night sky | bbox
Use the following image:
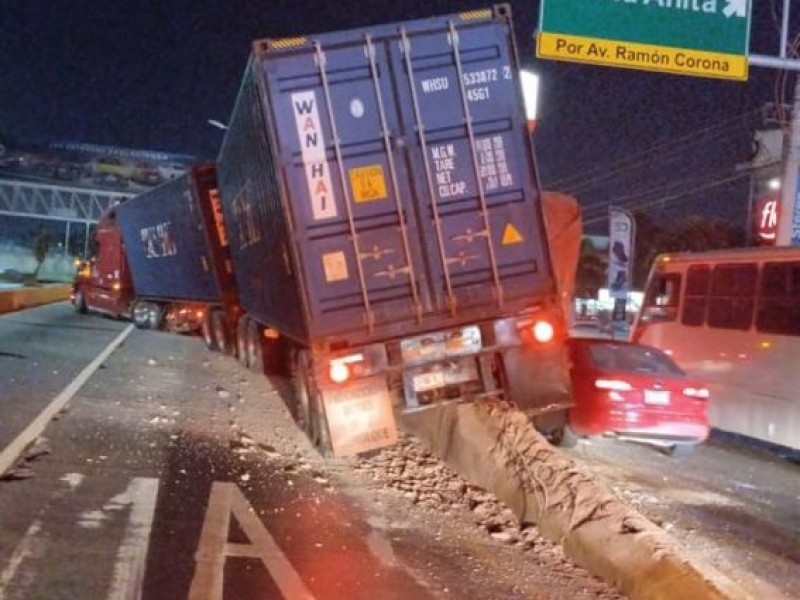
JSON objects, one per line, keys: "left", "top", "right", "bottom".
{"left": 0, "top": 0, "right": 794, "bottom": 233}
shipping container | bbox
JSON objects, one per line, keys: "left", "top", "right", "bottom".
{"left": 74, "top": 165, "right": 241, "bottom": 346}
{"left": 216, "top": 5, "right": 572, "bottom": 457}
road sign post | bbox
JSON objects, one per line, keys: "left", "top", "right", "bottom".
{"left": 537, "top": 0, "right": 752, "bottom": 81}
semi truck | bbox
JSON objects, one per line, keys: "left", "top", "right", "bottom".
{"left": 213, "top": 5, "right": 573, "bottom": 457}
{"left": 72, "top": 164, "right": 240, "bottom": 345}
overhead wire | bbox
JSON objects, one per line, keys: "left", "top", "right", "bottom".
{"left": 543, "top": 108, "right": 763, "bottom": 194}
{"left": 581, "top": 170, "right": 753, "bottom": 227}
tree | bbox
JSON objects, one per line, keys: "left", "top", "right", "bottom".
{"left": 31, "top": 230, "right": 53, "bottom": 281}
{"left": 575, "top": 237, "right": 606, "bottom": 299}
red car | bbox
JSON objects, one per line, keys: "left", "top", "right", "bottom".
{"left": 558, "top": 337, "right": 710, "bottom": 456}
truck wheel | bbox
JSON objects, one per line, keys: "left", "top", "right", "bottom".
{"left": 132, "top": 301, "right": 151, "bottom": 329}
{"left": 236, "top": 316, "right": 250, "bottom": 367}
{"left": 73, "top": 290, "right": 87, "bottom": 314}
{"left": 247, "top": 320, "right": 264, "bottom": 374}
{"left": 201, "top": 310, "right": 219, "bottom": 351}
{"left": 147, "top": 303, "right": 164, "bottom": 330}
{"left": 292, "top": 350, "right": 333, "bottom": 458}
{"left": 211, "top": 310, "right": 232, "bottom": 355}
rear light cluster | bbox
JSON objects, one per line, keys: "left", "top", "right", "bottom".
{"left": 516, "top": 313, "right": 560, "bottom": 345}
{"left": 329, "top": 353, "right": 364, "bottom": 384}
{"left": 682, "top": 387, "right": 710, "bottom": 399}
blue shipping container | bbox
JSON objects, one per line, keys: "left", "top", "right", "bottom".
{"left": 116, "top": 165, "right": 232, "bottom": 303}
{"left": 217, "top": 5, "right": 557, "bottom": 346}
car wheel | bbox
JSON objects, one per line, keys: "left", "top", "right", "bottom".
{"left": 73, "top": 290, "right": 87, "bottom": 314}
{"left": 667, "top": 443, "right": 696, "bottom": 458}
{"left": 550, "top": 424, "right": 579, "bottom": 448}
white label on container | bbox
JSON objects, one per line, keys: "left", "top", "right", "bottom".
{"left": 322, "top": 250, "right": 349, "bottom": 282}
{"left": 292, "top": 90, "right": 338, "bottom": 220}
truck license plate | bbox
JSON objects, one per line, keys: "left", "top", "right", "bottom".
{"left": 413, "top": 371, "right": 445, "bottom": 392}
{"left": 644, "top": 390, "right": 670, "bottom": 405}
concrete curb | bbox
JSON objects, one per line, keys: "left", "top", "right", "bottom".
{"left": 0, "top": 284, "right": 71, "bottom": 314}
{"left": 401, "top": 401, "right": 753, "bottom": 600}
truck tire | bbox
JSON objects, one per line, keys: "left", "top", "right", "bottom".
{"left": 132, "top": 301, "right": 151, "bottom": 329}
{"left": 247, "top": 319, "right": 264, "bottom": 374}
{"left": 73, "top": 290, "right": 87, "bottom": 314}
{"left": 211, "top": 309, "right": 232, "bottom": 355}
{"left": 236, "top": 316, "right": 250, "bottom": 367}
{"left": 292, "top": 350, "right": 333, "bottom": 458}
{"left": 201, "top": 310, "right": 218, "bottom": 351}
{"left": 147, "top": 303, "right": 164, "bottom": 330}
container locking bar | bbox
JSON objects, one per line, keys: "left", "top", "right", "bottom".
{"left": 400, "top": 27, "right": 458, "bottom": 317}
{"left": 364, "top": 34, "right": 423, "bottom": 322}
{"left": 448, "top": 22, "right": 504, "bottom": 308}
{"left": 314, "top": 42, "right": 376, "bottom": 332}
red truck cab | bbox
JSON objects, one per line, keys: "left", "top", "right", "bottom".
{"left": 72, "top": 207, "right": 134, "bottom": 319}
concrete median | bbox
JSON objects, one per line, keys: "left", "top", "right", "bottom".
{"left": 0, "top": 284, "right": 71, "bottom": 314}
{"left": 401, "top": 401, "right": 752, "bottom": 600}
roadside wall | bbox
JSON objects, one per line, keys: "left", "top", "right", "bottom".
{"left": 0, "top": 285, "right": 71, "bottom": 314}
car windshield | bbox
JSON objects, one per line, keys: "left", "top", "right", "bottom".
{"left": 585, "top": 342, "right": 685, "bottom": 376}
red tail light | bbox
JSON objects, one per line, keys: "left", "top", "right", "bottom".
{"left": 329, "top": 361, "right": 350, "bottom": 384}
{"left": 532, "top": 319, "right": 555, "bottom": 344}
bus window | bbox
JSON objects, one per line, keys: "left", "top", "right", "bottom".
{"left": 707, "top": 263, "right": 757, "bottom": 330}
{"left": 681, "top": 265, "right": 710, "bottom": 327}
{"left": 640, "top": 273, "right": 681, "bottom": 322}
{"left": 756, "top": 261, "right": 800, "bottom": 336}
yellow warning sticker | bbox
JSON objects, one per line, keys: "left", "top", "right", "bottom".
{"left": 501, "top": 223, "right": 524, "bottom": 245}
{"left": 322, "top": 251, "right": 349, "bottom": 282}
{"left": 349, "top": 165, "right": 388, "bottom": 203}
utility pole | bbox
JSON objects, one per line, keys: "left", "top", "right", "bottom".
{"left": 776, "top": 75, "right": 800, "bottom": 245}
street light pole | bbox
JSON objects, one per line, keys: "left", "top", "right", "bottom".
{"left": 777, "top": 75, "right": 800, "bottom": 246}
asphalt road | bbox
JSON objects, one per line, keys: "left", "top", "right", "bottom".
{"left": 0, "top": 303, "right": 620, "bottom": 600}
{"left": 565, "top": 434, "right": 800, "bottom": 600}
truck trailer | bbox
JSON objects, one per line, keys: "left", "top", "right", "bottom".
{"left": 214, "top": 5, "right": 572, "bottom": 457}
{"left": 72, "top": 164, "right": 241, "bottom": 346}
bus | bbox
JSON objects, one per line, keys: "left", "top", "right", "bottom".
{"left": 632, "top": 246, "right": 800, "bottom": 452}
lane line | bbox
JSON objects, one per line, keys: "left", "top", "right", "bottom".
{"left": 0, "top": 324, "right": 134, "bottom": 476}
{"left": 190, "top": 482, "right": 315, "bottom": 600}
{"left": 107, "top": 477, "right": 161, "bottom": 600}
{"left": 0, "top": 521, "right": 41, "bottom": 599}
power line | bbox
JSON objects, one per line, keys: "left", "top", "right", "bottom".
{"left": 542, "top": 108, "right": 763, "bottom": 192}
{"left": 581, "top": 170, "right": 752, "bottom": 227}
{"left": 578, "top": 164, "right": 748, "bottom": 217}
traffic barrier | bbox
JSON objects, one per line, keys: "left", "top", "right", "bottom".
{"left": 0, "top": 285, "right": 71, "bottom": 314}
{"left": 401, "top": 402, "right": 752, "bottom": 600}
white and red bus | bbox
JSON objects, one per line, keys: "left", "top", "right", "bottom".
{"left": 633, "top": 246, "right": 800, "bottom": 452}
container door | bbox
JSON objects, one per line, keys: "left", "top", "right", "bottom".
{"left": 266, "top": 39, "right": 429, "bottom": 335}
{"left": 388, "top": 19, "right": 550, "bottom": 316}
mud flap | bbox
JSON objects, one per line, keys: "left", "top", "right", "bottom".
{"left": 320, "top": 377, "right": 398, "bottom": 457}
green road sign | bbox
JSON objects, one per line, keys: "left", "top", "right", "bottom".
{"left": 537, "top": 0, "right": 752, "bottom": 81}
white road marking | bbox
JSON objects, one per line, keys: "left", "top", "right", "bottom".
{"left": 0, "top": 324, "right": 134, "bottom": 476}
{"left": 189, "top": 482, "right": 315, "bottom": 600}
{"left": 107, "top": 477, "right": 160, "bottom": 600}
{"left": 0, "top": 521, "right": 41, "bottom": 600}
